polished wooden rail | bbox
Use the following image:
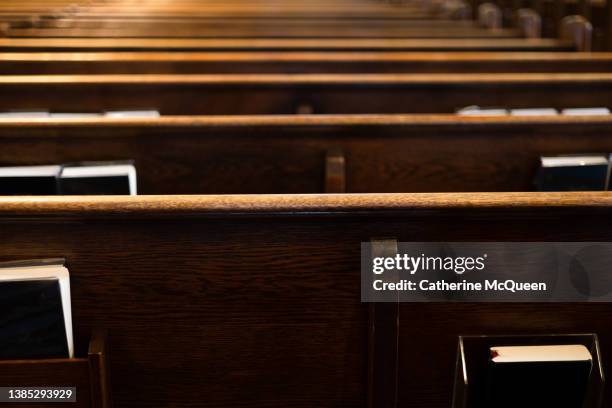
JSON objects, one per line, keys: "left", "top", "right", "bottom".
{"left": 0, "top": 51, "right": 607, "bottom": 74}
{"left": 0, "top": 38, "right": 575, "bottom": 52}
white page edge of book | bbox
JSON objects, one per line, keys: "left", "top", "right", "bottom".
{"left": 510, "top": 108, "right": 559, "bottom": 116}
{"left": 562, "top": 108, "right": 610, "bottom": 116}
{"left": 491, "top": 344, "right": 592, "bottom": 363}
{"left": 541, "top": 156, "right": 609, "bottom": 167}
{"left": 0, "top": 165, "right": 61, "bottom": 177}
{"left": 104, "top": 110, "right": 160, "bottom": 118}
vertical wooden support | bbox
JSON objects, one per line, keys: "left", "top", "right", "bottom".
{"left": 325, "top": 149, "right": 346, "bottom": 193}
{"left": 532, "top": 0, "right": 544, "bottom": 19}
{"left": 560, "top": 15, "right": 593, "bottom": 51}
{"left": 554, "top": 0, "right": 567, "bottom": 37}
{"left": 606, "top": 0, "right": 612, "bottom": 49}
{"left": 88, "top": 330, "right": 112, "bottom": 408}
{"left": 579, "top": 0, "right": 591, "bottom": 22}
{"left": 368, "top": 239, "right": 399, "bottom": 408}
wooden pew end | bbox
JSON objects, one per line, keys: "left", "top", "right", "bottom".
{"left": 560, "top": 15, "right": 593, "bottom": 52}
{"left": 0, "top": 23, "right": 9, "bottom": 37}
{"left": 517, "top": 8, "right": 542, "bottom": 38}
{"left": 478, "top": 2, "right": 502, "bottom": 29}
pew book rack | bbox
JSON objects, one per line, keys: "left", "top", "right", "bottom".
{"left": 0, "top": 329, "right": 111, "bottom": 408}
{"left": 454, "top": 334, "right": 605, "bottom": 408}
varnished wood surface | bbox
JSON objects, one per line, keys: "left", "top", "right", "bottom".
{"left": 0, "top": 358, "right": 92, "bottom": 407}
{"left": 0, "top": 192, "right": 611, "bottom": 216}
{"left": 0, "top": 193, "right": 611, "bottom": 408}
{"left": 1, "top": 51, "right": 611, "bottom": 74}
{"left": 0, "top": 73, "right": 608, "bottom": 114}
{"left": 5, "top": 27, "right": 520, "bottom": 39}
{"left": 0, "top": 330, "right": 110, "bottom": 408}
{"left": 32, "top": 18, "right": 483, "bottom": 29}
{"left": 1, "top": 115, "right": 612, "bottom": 194}
{"left": 0, "top": 38, "right": 574, "bottom": 52}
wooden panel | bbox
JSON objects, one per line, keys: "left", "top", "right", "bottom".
{"left": 0, "top": 52, "right": 610, "bottom": 75}
{"left": 0, "top": 115, "right": 611, "bottom": 194}
{"left": 0, "top": 73, "right": 607, "bottom": 114}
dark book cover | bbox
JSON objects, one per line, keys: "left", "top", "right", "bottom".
{"left": 485, "top": 346, "right": 592, "bottom": 408}
{"left": 0, "top": 279, "right": 69, "bottom": 360}
{"left": 59, "top": 175, "right": 131, "bottom": 195}
{"left": 0, "top": 166, "right": 60, "bottom": 195}
{"left": 535, "top": 156, "right": 609, "bottom": 191}
{"left": 58, "top": 161, "right": 136, "bottom": 195}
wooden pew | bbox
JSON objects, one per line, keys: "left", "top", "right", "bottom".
{"left": 0, "top": 192, "right": 610, "bottom": 408}
{"left": 0, "top": 73, "right": 607, "bottom": 114}
{"left": 0, "top": 115, "right": 611, "bottom": 194}
{"left": 0, "top": 37, "right": 575, "bottom": 52}
{"left": 3, "top": 26, "right": 520, "bottom": 39}
{"left": 0, "top": 51, "right": 609, "bottom": 74}
{"left": 0, "top": 2, "right": 435, "bottom": 20}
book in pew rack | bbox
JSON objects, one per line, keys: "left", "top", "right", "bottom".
{"left": 534, "top": 155, "right": 610, "bottom": 191}
{"left": 0, "top": 165, "right": 60, "bottom": 195}
{"left": 486, "top": 344, "right": 592, "bottom": 408}
{"left": 0, "top": 259, "right": 73, "bottom": 360}
{"left": 59, "top": 162, "right": 137, "bottom": 195}
{"left": 0, "top": 161, "right": 137, "bottom": 195}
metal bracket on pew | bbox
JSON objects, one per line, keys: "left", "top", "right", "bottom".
{"left": 325, "top": 149, "right": 346, "bottom": 193}
{"left": 560, "top": 15, "right": 593, "bottom": 51}
{"left": 368, "top": 239, "right": 399, "bottom": 408}
{"left": 517, "top": 8, "right": 542, "bottom": 38}
{"left": 478, "top": 2, "right": 503, "bottom": 29}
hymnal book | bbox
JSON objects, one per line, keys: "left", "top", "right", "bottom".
{"left": 535, "top": 155, "right": 609, "bottom": 191}
{"left": 486, "top": 345, "right": 592, "bottom": 408}
{"left": 0, "top": 259, "right": 73, "bottom": 359}
{"left": 0, "top": 165, "right": 61, "bottom": 195}
{"left": 58, "top": 161, "right": 137, "bottom": 195}
{"left": 49, "top": 113, "right": 104, "bottom": 118}
{"left": 104, "top": 110, "right": 160, "bottom": 118}
{"left": 456, "top": 105, "right": 509, "bottom": 116}
{"left": 0, "top": 111, "right": 49, "bottom": 118}
{"left": 510, "top": 108, "right": 559, "bottom": 116}
{"left": 562, "top": 107, "right": 610, "bottom": 116}
{"left": 0, "top": 162, "right": 137, "bottom": 195}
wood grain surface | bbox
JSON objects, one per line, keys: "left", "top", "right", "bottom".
{"left": 0, "top": 193, "right": 611, "bottom": 408}
{"left": 0, "top": 115, "right": 612, "bottom": 194}
{"left": 0, "top": 38, "right": 574, "bottom": 52}
{"left": 0, "top": 73, "right": 608, "bottom": 114}
{"left": 0, "top": 51, "right": 609, "bottom": 74}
